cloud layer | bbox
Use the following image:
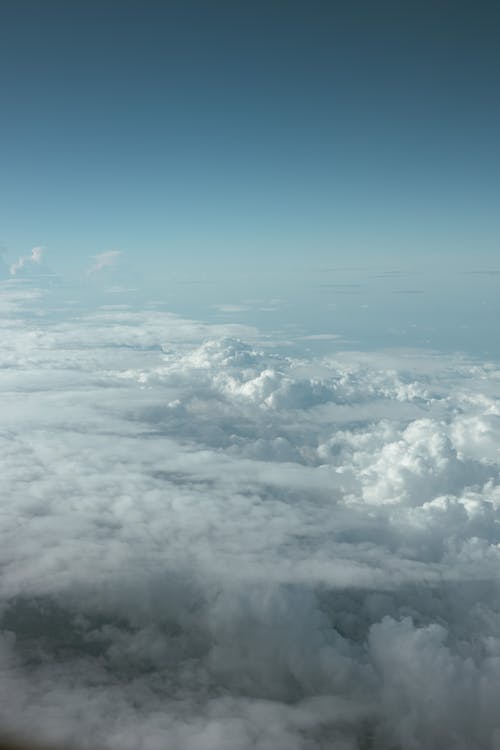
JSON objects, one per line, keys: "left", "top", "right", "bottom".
{"left": 1, "top": 283, "right": 500, "bottom": 749}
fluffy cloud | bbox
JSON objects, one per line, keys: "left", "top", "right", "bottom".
{"left": 1, "top": 281, "right": 500, "bottom": 749}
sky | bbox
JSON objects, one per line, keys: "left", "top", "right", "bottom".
{"left": 1, "top": 0, "right": 499, "bottom": 279}
{"left": 2, "top": 4, "right": 500, "bottom": 750}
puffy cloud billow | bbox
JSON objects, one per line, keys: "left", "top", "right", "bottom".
{"left": 2, "top": 283, "right": 500, "bottom": 749}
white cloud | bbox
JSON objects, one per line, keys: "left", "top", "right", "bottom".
{"left": 86, "top": 250, "right": 121, "bottom": 275}
{"left": 9, "top": 246, "right": 44, "bottom": 275}
{"left": 2, "top": 283, "right": 500, "bottom": 748}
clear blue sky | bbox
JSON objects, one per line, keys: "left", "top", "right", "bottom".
{"left": 1, "top": 0, "right": 499, "bottom": 279}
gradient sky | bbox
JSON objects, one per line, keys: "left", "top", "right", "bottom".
{"left": 1, "top": 0, "right": 499, "bottom": 279}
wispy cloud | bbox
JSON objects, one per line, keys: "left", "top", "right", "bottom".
{"left": 9, "top": 246, "right": 43, "bottom": 275}
{"left": 299, "top": 333, "right": 343, "bottom": 341}
{"left": 86, "top": 249, "right": 121, "bottom": 275}
{"left": 212, "top": 303, "right": 249, "bottom": 313}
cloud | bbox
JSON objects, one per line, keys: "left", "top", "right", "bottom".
{"left": 2, "top": 283, "right": 500, "bottom": 748}
{"left": 212, "top": 304, "right": 249, "bottom": 313}
{"left": 299, "top": 334, "right": 343, "bottom": 341}
{"left": 86, "top": 250, "right": 121, "bottom": 275}
{"left": 9, "top": 246, "right": 44, "bottom": 275}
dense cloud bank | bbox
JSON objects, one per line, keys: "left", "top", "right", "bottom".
{"left": 2, "top": 284, "right": 500, "bottom": 749}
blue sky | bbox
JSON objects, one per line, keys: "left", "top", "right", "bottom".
{"left": 1, "top": 0, "right": 499, "bottom": 281}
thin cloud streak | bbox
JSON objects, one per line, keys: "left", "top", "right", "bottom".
{"left": 86, "top": 250, "right": 121, "bottom": 275}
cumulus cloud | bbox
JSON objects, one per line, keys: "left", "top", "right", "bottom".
{"left": 2, "top": 282, "right": 500, "bottom": 748}
{"left": 86, "top": 250, "right": 121, "bottom": 275}
{"left": 9, "top": 246, "right": 44, "bottom": 275}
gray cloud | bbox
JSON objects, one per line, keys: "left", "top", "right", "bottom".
{"left": 1, "top": 283, "right": 500, "bottom": 748}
